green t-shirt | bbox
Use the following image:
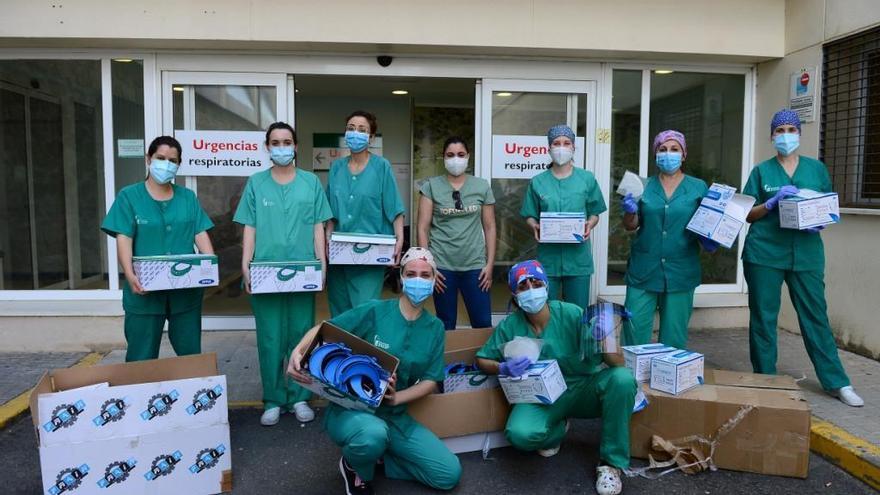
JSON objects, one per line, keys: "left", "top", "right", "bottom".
{"left": 327, "top": 154, "right": 405, "bottom": 235}
{"left": 520, "top": 168, "right": 608, "bottom": 277}
{"left": 101, "top": 182, "right": 214, "bottom": 315}
{"left": 233, "top": 168, "right": 332, "bottom": 262}
{"left": 625, "top": 174, "right": 708, "bottom": 292}
{"left": 419, "top": 175, "right": 495, "bottom": 271}
{"left": 742, "top": 156, "right": 831, "bottom": 271}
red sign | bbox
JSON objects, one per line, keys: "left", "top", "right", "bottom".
{"left": 800, "top": 72, "right": 810, "bottom": 87}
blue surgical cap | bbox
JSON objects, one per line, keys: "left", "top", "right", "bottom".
{"left": 547, "top": 124, "right": 576, "bottom": 145}
{"left": 770, "top": 109, "right": 801, "bottom": 134}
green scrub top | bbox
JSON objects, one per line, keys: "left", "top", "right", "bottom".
{"left": 101, "top": 182, "right": 214, "bottom": 315}
{"left": 233, "top": 168, "right": 333, "bottom": 262}
{"left": 327, "top": 154, "right": 405, "bottom": 235}
{"left": 329, "top": 299, "right": 446, "bottom": 417}
{"left": 476, "top": 300, "right": 603, "bottom": 386}
{"left": 520, "top": 168, "right": 607, "bottom": 277}
{"left": 625, "top": 174, "right": 708, "bottom": 293}
{"left": 742, "top": 156, "right": 831, "bottom": 272}
{"left": 419, "top": 175, "right": 495, "bottom": 271}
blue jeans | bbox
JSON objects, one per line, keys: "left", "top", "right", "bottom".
{"left": 433, "top": 268, "right": 492, "bottom": 330}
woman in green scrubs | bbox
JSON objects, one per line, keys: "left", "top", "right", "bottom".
{"left": 521, "top": 124, "right": 607, "bottom": 309}
{"left": 234, "top": 122, "right": 333, "bottom": 426}
{"left": 621, "top": 130, "right": 717, "bottom": 349}
{"left": 326, "top": 110, "right": 406, "bottom": 317}
{"left": 743, "top": 109, "right": 863, "bottom": 407}
{"left": 476, "top": 260, "right": 636, "bottom": 495}
{"left": 101, "top": 136, "right": 214, "bottom": 362}
{"left": 288, "top": 248, "right": 461, "bottom": 495}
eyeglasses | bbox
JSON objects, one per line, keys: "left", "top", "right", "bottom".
{"left": 452, "top": 190, "right": 463, "bottom": 210}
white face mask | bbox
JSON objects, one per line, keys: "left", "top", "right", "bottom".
{"left": 550, "top": 146, "right": 574, "bottom": 166}
{"left": 444, "top": 156, "right": 468, "bottom": 176}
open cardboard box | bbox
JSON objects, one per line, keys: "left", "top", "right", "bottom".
{"left": 630, "top": 369, "right": 811, "bottom": 478}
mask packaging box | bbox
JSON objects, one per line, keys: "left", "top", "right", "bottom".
{"left": 133, "top": 254, "right": 219, "bottom": 291}
{"left": 249, "top": 260, "right": 323, "bottom": 294}
{"left": 622, "top": 344, "right": 679, "bottom": 383}
{"left": 329, "top": 232, "right": 396, "bottom": 265}
{"left": 498, "top": 360, "right": 568, "bottom": 404}
{"left": 686, "top": 183, "right": 756, "bottom": 249}
{"left": 778, "top": 190, "right": 840, "bottom": 229}
{"left": 616, "top": 170, "right": 648, "bottom": 200}
{"left": 539, "top": 212, "right": 586, "bottom": 243}
{"left": 650, "top": 350, "right": 704, "bottom": 395}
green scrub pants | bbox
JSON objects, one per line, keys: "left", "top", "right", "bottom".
{"left": 505, "top": 366, "right": 637, "bottom": 469}
{"left": 623, "top": 287, "right": 695, "bottom": 349}
{"left": 546, "top": 275, "right": 590, "bottom": 309}
{"left": 251, "top": 292, "right": 316, "bottom": 410}
{"left": 123, "top": 306, "right": 202, "bottom": 362}
{"left": 324, "top": 407, "right": 462, "bottom": 490}
{"left": 744, "top": 262, "right": 850, "bottom": 391}
{"left": 327, "top": 265, "right": 386, "bottom": 317}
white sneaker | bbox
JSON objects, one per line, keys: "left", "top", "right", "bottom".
{"left": 833, "top": 386, "right": 864, "bottom": 407}
{"left": 260, "top": 406, "right": 281, "bottom": 426}
{"left": 595, "top": 465, "right": 623, "bottom": 495}
{"left": 292, "top": 401, "right": 316, "bottom": 422}
{"left": 537, "top": 419, "right": 570, "bottom": 457}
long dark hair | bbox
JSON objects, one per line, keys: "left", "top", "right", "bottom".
{"left": 147, "top": 136, "right": 182, "bottom": 162}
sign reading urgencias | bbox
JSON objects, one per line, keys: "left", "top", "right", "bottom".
{"left": 175, "top": 130, "right": 272, "bottom": 176}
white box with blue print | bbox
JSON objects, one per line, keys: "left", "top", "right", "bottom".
{"left": 498, "top": 359, "right": 568, "bottom": 404}
{"left": 778, "top": 190, "right": 840, "bottom": 229}
{"left": 249, "top": 260, "right": 323, "bottom": 294}
{"left": 686, "top": 183, "right": 756, "bottom": 249}
{"left": 329, "top": 232, "right": 396, "bottom": 265}
{"left": 539, "top": 212, "right": 586, "bottom": 243}
{"left": 649, "top": 350, "right": 705, "bottom": 395}
{"left": 132, "top": 254, "right": 219, "bottom": 291}
{"left": 622, "top": 344, "right": 679, "bottom": 383}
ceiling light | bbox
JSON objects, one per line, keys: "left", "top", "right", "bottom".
{"left": 654, "top": 70, "right": 674, "bottom": 75}
{"left": 113, "top": 58, "right": 133, "bottom": 63}
{"left": 172, "top": 86, "right": 185, "bottom": 92}
{"left": 497, "top": 92, "right": 512, "bottom": 97}
{"left": 392, "top": 90, "right": 409, "bottom": 95}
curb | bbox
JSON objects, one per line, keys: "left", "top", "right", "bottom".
{"left": 0, "top": 352, "right": 104, "bottom": 430}
{"left": 811, "top": 416, "right": 880, "bottom": 490}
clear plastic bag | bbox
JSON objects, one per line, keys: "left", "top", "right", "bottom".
{"left": 502, "top": 336, "right": 543, "bottom": 362}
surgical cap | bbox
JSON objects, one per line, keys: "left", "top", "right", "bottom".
{"left": 400, "top": 247, "right": 437, "bottom": 274}
{"left": 508, "top": 260, "right": 548, "bottom": 292}
{"left": 652, "top": 130, "right": 688, "bottom": 160}
{"left": 770, "top": 108, "right": 801, "bottom": 134}
{"left": 547, "top": 124, "right": 576, "bottom": 145}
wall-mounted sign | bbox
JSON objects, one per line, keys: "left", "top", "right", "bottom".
{"left": 117, "top": 139, "right": 145, "bottom": 158}
{"left": 789, "top": 67, "right": 817, "bottom": 123}
{"left": 175, "top": 130, "right": 271, "bottom": 177}
{"left": 491, "top": 135, "right": 586, "bottom": 179}
{"left": 312, "top": 133, "right": 383, "bottom": 171}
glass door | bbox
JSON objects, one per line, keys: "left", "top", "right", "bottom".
{"left": 478, "top": 79, "right": 597, "bottom": 313}
{"left": 161, "top": 72, "right": 289, "bottom": 329}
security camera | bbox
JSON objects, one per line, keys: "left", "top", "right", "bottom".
{"left": 377, "top": 55, "right": 393, "bottom": 68}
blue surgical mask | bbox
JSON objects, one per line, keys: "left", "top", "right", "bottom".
{"left": 402, "top": 277, "right": 434, "bottom": 305}
{"left": 655, "top": 152, "right": 683, "bottom": 174}
{"left": 345, "top": 130, "right": 370, "bottom": 153}
{"left": 516, "top": 286, "right": 548, "bottom": 314}
{"left": 149, "top": 159, "right": 178, "bottom": 184}
{"left": 269, "top": 146, "right": 295, "bottom": 166}
{"left": 774, "top": 133, "right": 800, "bottom": 156}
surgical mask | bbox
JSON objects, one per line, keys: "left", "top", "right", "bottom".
{"left": 516, "top": 286, "right": 548, "bottom": 314}
{"left": 444, "top": 156, "right": 468, "bottom": 176}
{"left": 402, "top": 277, "right": 434, "bottom": 305}
{"left": 149, "top": 159, "right": 178, "bottom": 184}
{"left": 774, "top": 133, "right": 800, "bottom": 156}
{"left": 549, "top": 146, "right": 574, "bottom": 166}
{"left": 655, "top": 152, "right": 683, "bottom": 174}
{"left": 345, "top": 130, "right": 370, "bottom": 153}
{"left": 269, "top": 146, "right": 295, "bottom": 166}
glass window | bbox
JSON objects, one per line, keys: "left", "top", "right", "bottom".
{"left": 112, "top": 60, "right": 145, "bottom": 192}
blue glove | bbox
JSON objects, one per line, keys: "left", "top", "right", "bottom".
{"left": 698, "top": 236, "right": 720, "bottom": 253}
{"left": 498, "top": 356, "right": 532, "bottom": 377}
{"left": 764, "top": 185, "right": 799, "bottom": 210}
{"left": 621, "top": 193, "right": 639, "bottom": 215}
{"left": 804, "top": 225, "right": 825, "bottom": 234}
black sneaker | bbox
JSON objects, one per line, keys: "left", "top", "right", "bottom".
{"left": 339, "top": 457, "right": 374, "bottom": 495}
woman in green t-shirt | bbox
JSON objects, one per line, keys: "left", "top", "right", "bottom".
{"left": 417, "top": 136, "right": 496, "bottom": 330}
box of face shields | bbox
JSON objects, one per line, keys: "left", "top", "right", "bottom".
{"left": 249, "top": 260, "right": 323, "bottom": 294}
{"left": 539, "top": 212, "right": 586, "bottom": 243}
{"left": 29, "top": 354, "right": 233, "bottom": 495}
{"left": 298, "top": 322, "right": 400, "bottom": 413}
{"left": 778, "top": 190, "right": 840, "bottom": 229}
{"left": 630, "top": 370, "right": 811, "bottom": 478}
{"left": 498, "top": 360, "right": 568, "bottom": 404}
{"left": 133, "top": 254, "right": 219, "bottom": 291}
{"left": 686, "top": 183, "right": 756, "bottom": 249}
{"left": 650, "top": 350, "right": 704, "bottom": 395}
{"left": 622, "top": 344, "right": 679, "bottom": 383}
{"left": 328, "top": 232, "right": 396, "bottom": 265}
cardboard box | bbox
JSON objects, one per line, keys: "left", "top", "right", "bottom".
{"left": 248, "top": 260, "right": 323, "bottom": 294}
{"left": 499, "top": 360, "right": 568, "bottom": 404}
{"left": 650, "top": 350, "right": 704, "bottom": 395}
{"left": 441, "top": 346, "right": 499, "bottom": 394}
{"left": 29, "top": 354, "right": 232, "bottom": 495}
{"left": 622, "top": 344, "right": 679, "bottom": 383}
{"left": 779, "top": 190, "right": 840, "bottom": 229}
{"left": 539, "top": 212, "right": 586, "bottom": 243}
{"left": 686, "top": 183, "right": 756, "bottom": 249}
{"left": 133, "top": 254, "right": 219, "bottom": 291}
{"left": 630, "top": 370, "right": 811, "bottom": 478}
{"left": 328, "top": 232, "right": 396, "bottom": 265}
{"left": 299, "top": 322, "right": 399, "bottom": 412}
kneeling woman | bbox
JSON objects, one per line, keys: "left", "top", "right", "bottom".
{"left": 476, "top": 260, "right": 636, "bottom": 495}
{"left": 288, "top": 247, "right": 461, "bottom": 494}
